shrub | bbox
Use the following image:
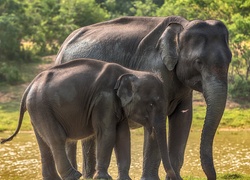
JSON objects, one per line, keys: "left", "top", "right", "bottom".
{"left": 229, "top": 76, "right": 250, "bottom": 103}
{"left": 0, "top": 62, "right": 22, "bottom": 84}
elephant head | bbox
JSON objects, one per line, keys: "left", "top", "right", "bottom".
{"left": 157, "top": 20, "right": 232, "bottom": 179}
{"left": 114, "top": 73, "right": 177, "bottom": 179}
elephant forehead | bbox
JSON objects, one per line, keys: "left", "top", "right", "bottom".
{"left": 181, "top": 21, "right": 227, "bottom": 42}
{"left": 135, "top": 90, "right": 160, "bottom": 102}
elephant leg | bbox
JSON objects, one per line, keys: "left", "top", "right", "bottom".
{"left": 31, "top": 111, "right": 82, "bottom": 180}
{"left": 33, "top": 128, "right": 61, "bottom": 180}
{"left": 66, "top": 140, "right": 78, "bottom": 169}
{"left": 94, "top": 130, "right": 116, "bottom": 179}
{"left": 47, "top": 127, "right": 81, "bottom": 179}
{"left": 94, "top": 128, "right": 116, "bottom": 179}
{"left": 92, "top": 117, "right": 116, "bottom": 179}
{"left": 141, "top": 127, "right": 161, "bottom": 180}
{"left": 167, "top": 95, "right": 193, "bottom": 180}
{"left": 81, "top": 137, "right": 96, "bottom": 179}
{"left": 114, "top": 120, "right": 131, "bottom": 180}
{"left": 47, "top": 128, "right": 82, "bottom": 180}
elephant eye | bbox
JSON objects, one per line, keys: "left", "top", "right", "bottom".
{"left": 195, "top": 59, "right": 202, "bottom": 71}
{"left": 149, "top": 103, "right": 154, "bottom": 108}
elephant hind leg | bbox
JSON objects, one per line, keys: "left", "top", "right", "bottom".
{"left": 31, "top": 112, "right": 81, "bottom": 180}
{"left": 33, "top": 128, "right": 61, "bottom": 180}
{"left": 66, "top": 140, "right": 78, "bottom": 169}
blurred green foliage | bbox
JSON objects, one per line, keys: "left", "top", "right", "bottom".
{"left": 0, "top": 0, "right": 249, "bottom": 101}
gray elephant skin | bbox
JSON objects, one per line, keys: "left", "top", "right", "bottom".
{"left": 1, "top": 58, "right": 178, "bottom": 180}
{"left": 55, "top": 16, "right": 232, "bottom": 180}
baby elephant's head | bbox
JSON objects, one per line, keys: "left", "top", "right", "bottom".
{"left": 114, "top": 73, "right": 167, "bottom": 133}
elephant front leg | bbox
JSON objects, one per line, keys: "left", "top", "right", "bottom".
{"left": 114, "top": 120, "right": 131, "bottom": 180}
{"left": 94, "top": 128, "right": 116, "bottom": 180}
{"left": 167, "top": 96, "right": 192, "bottom": 180}
{"left": 141, "top": 127, "right": 161, "bottom": 180}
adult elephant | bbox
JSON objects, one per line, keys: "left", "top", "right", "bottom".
{"left": 55, "top": 16, "right": 232, "bottom": 180}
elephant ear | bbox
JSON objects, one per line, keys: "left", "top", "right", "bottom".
{"left": 156, "top": 23, "right": 183, "bottom": 71}
{"left": 114, "top": 74, "right": 138, "bottom": 107}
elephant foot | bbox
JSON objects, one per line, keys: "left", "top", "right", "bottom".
{"left": 166, "top": 172, "right": 182, "bottom": 180}
{"left": 62, "top": 169, "right": 82, "bottom": 180}
{"left": 93, "top": 170, "right": 112, "bottom": 179}
{"left": 83, "top": 168, "right": 95, "bottom": 179}
{"left": 140, "top": 176, "right": 160, "bottom": 180}
{"left": 43, "top": 176, "right": 61, "bottom": 180}
{"left": 117, "top": 175, "right": 132, "bottom": 180}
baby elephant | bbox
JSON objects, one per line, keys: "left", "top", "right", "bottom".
{"left": 1, "top": 58, "right": 177, "bottom": 180}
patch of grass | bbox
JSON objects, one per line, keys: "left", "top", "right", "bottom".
{"left": 0, "top": 108, "right": 32, "bottom": 132}
{"left": 192, "top": 102, "right": 250, "bottom": 129}
{"left": 192, "top": 105, "right": 206, "bottom": 128}
{"left": 221, "top": 108, "right": 250, "bottom": 128}
{"left": 219, "top": 173, "right": 250, "bottom": 179}
{"left": 192, "top": 91, "right": 250, "bottom": 129}
{"left": 181, "top": 173, "right": 250, "bottom": 180}
{"left": 166, "top": 174, "right": 250, "bottom": 180}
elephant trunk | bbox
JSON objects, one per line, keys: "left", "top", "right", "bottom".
{"left": 201, "top": 77, "right": 228, "bottom": 179}
{"left": 153, "top": 115, "right": 178, "bottom": 180}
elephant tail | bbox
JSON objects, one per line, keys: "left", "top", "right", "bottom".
{"left": 1, "top": 83, "right": 32, "bottom": 144}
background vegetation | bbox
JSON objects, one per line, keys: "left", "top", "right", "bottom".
{"left": 0, "top": 0, "right": 249, "bottom": 102}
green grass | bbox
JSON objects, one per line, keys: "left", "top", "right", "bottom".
{"left": 0, "top": 57, "right": 250, "bottom": 132}
{"left": 192, "top": 91, "right": 250, "bottom": 129}
{"left": 160, "top": 173, "right": 250, "bottom": 180}
{"left": 182, "top": 173, "right": 250, "bottom": 180}
{"left": 222, "top": 108, "right": 250, "bottom": 128}
{"left": 192, "top": 102, "right": 250, "bottom": 129}
{"left": 0, "top": 109, "right": 32, "bottom": 131}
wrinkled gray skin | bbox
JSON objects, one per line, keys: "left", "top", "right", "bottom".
{"left": 55, "top": 16, "right": 232, "bottom": 180}
{"left": 1, "top": 59, "right": 177, "bottom": 180}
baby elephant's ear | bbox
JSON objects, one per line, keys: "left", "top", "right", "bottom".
{"left": 114, "top": 74, "right": 138, "bottom": 107}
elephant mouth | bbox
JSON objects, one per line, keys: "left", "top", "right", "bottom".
{"left": 128, "top": 119, "right": 143, "bottom": 129}
{"left": 128, "top": 118, "right": 152, "bottom": 134}
{"left": 186, "top": 77, "right": 203, "bottom": 92}
{"left": 193, "top": 81, "right": 203, "bottom": 92}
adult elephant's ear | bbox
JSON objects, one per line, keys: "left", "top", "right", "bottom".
{"left": 156, "top": 23, "right": 183, "bottom": 71}
{"left": 114, "top": 74, "right": 138, "bottom": 107}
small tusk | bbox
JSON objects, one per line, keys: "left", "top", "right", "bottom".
{"left": 181, "top": 109, "right": 189, "bottom": 113}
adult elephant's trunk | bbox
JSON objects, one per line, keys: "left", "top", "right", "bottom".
{"left": 153, "top": 115, "right": 178, "bottom": 180}
{"left": 201, "top": 76, "right": 228, "bottom": 180}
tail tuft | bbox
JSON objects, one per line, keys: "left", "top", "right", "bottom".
{"left": 1, "top": 137, "right": 14, "bottom": 144}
